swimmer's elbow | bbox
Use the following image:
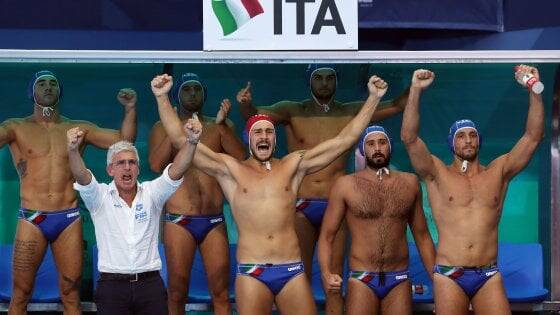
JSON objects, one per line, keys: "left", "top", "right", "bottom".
{"left": 400, "top": 131, "right": 418, "bottom": 146}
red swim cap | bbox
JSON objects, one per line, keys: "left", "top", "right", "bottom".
{"left": 245, "top": 114, "right": 275, "bottom": 135}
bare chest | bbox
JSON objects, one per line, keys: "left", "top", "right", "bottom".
{"left": 12, "top": 124, "right": 71, "bottom": 159}
{"left": 237, "top": 172, "right": 294, "bottom": 200}
{"left": 432, "top": 171, "right": 504, "bottom": 208}
{"left": 347, "top": 176, "right": 415, "bottom": 221}
{"left": 288, "top": 115, "right": 352, "bottom": 148}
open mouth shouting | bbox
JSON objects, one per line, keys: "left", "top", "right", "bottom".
{"left": 256, "top": 141, "right": 270, "bottom": 153}
{"left": 122, "top": 174, "right": 134, "bottom": 184}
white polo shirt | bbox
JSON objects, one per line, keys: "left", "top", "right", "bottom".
{"left": 73, "top": 164, "right": 182, "bottom": 274}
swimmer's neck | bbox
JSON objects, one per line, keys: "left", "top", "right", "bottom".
{"left": 310, "top": 93, "right": 336, "bottom": 108}
{"left": 32, "top": 105, "right": 61, "bottom": 122}
{"left": 365, "top": 165, "right": 391, "bottom": 174}
{"left": 364, "top": 165, "right": 391, "bottom": 181}
{"left": 451, "top": 157, "right": 482, "bottom": 176}
{"left": 178, "top": 107, "right": 203, "bottom": 120}
{"left": 247, "top": 156, "right": 275, "bottom": 172}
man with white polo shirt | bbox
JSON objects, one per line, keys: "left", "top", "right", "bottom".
{"left": 66, "top": 117, "right": 202, "bottom": 315}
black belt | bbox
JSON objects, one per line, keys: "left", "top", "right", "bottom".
{"left": 99, "top": 270, "right": 160, "bottom": 282}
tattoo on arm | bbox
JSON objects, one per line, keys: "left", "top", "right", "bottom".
{"left": 17, "top": 160, "right": 27, "bottom": 178}
{"left": 298, "top": 150, "right": 306, "bottom": 158}
{"left": 13, "top": 239, "right": 39, "bottom": 272}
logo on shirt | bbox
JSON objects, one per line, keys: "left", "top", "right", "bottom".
{"left": 135, "top": 204, "right": 148, "bottom": 223}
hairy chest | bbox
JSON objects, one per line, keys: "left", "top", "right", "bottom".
{"left": 346, "top": 176, "right": 415, "bottom": 221}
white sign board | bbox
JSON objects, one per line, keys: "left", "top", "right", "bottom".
{"left": 203, "top": 0, "right": 358, "bottom": 51}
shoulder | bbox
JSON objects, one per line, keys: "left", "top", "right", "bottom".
{"left": 69, "top": 119, "right": 97, "bottom": 129}
{"left": 487, "top": 154, "right": 507, "bottom": 170}
{"left": 397, "top": 170, "right": 419, "bottom": 183}
{"left": 285, "top": 149, "right": 307, "bottom": 162}
{"left": 277, "top": 100, "right": 302, "bottom": 111}
{"left": 220, "top": 151, "right": 244, "bottom": 167}
{"left": 336, "top": 173, "right": 355, "bottom": 187}
{"left": 276, "top": 100, "right": 300, "bottom": 107}
{"left": 1, "top": 117, "right": 26, "bottom": 128}
{"left": 204, "top": 116, "right": 236, "bottom": 129}
{"left": 392, "top": 170, "right": 421, "bottom": 192}
{"left": 269, "top": 101, "right": 300, "bottom": 118}
{"left": 340, "top": 100, "right": 359, "bottom": 108}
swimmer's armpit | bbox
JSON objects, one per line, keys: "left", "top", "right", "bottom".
{"left": 17, "top": 159, "right": 27, "bottom": 178}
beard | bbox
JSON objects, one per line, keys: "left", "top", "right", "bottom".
{"left": 366, "top": 153, "right": 391, "bottom": 169}
{"left": 456, "top": 147, "right": 478, "bottom": 162}
{"left": 179, "top": 101, "right": 202, "bottom": 114}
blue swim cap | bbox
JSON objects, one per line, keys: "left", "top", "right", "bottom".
{"left": 358, "top": 125, "right": 393, "bottom": 156}
{"left": 27, "top": 70, "right": 63, "bottom": 103}
{"left": 305, "top": 64, "right": 338, "bottom": 89}
{"left": 172, "top": 73, "right": 207, "bottom": 106}
{"left": 447, "top": 119, "right": 481, "bottom": 154}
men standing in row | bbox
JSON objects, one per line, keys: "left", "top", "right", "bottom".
{"left": 318, "top": 125, "right": 435, "bottom": 314}
{"left": 153, "top": 73, "right": 389, "bottom": 314}
{"left": 1, "top": 70, "right": 136, "bottom": 314}
{"left": 148, "top": 73, "right": 245, "bottom": 314}
{"left": 401, "top": 66, "right": 544, "bottom": 314}
{"left": 68, "top": 115, "right": 201, "bottom": 314}
{"left": 236, "top": 64, "right": 408, "bottom": 313}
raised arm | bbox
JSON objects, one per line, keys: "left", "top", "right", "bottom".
{"left": 116, "top": 88, "right": 137, "bottom": 142}
{"left": 152, "top": 74, "right": 188, "bottom": 147}
{"left": 400, "top": 69, "right": 439, "bottom": 181}
{"left": 148, "top": 122, "right": 175, "bottom": 173}
{"left": 317, "top": 177, "right": 347, "bottom": 293}
{"left": 0, "top": 120, "right": 16, "bottom": 148}
{"left": 219, "top": 123, "right": 246, "bottom": 160}
{"left": 236, "top": 81, "right": 292, "bottom": 124}
{"left": 215, "top": 99, "right": 247, "bottom": 160}
{"left": 346, "top": 86, "right": 410, "bottom": 122}
{"left": 67, "top": 127, "right": 92, "bottom": 185}
{"left": 167, "top": 119, "right": 201, "bottom": 180}
{"left": 151, "top": 74, "right": 234, "bottom": 180}
{"left": 84, "top": 88, "right": 137, "bottom": 148}
{"left": 501, "top": 65, "right": 545, "bottom": 180}
{"left": 408, "top": 181, "right": 435, "bottom": 280}
{"left": 297, "top": 76, "right": 387, "bottom": 175}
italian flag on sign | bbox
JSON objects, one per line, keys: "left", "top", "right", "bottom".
{"left": 212, "top": 0, "right": 264, "bottom": 36}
